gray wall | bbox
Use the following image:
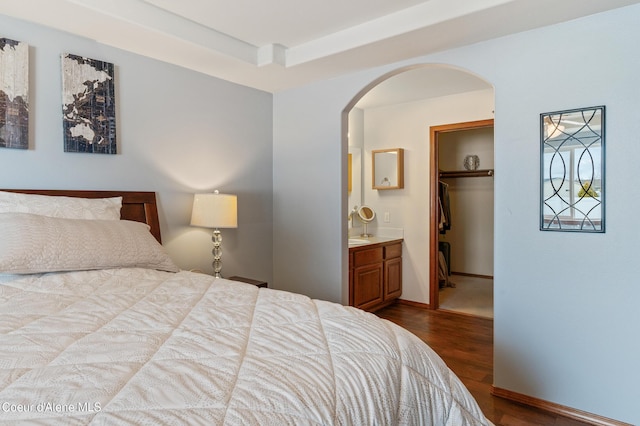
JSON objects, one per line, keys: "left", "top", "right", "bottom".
{"left": 273, "top": 5, "right": 640, "bottom": 424}
{"left": 0, "top": 14, "right": 274, "bottom": 284}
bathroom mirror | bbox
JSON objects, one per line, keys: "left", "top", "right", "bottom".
{"left": 357, "top": 205, "right": 375, "bottom": 237}
{"left": 541, "top": 105, "right": 605, "bottom": 232}
{"left": 373, "top": 148, "right": 404, "bottom": 189}
{"left": 348, "top": 153, "right": 352, "bottom": 193}
{"left": 348, "top": 146, "right": 362, "bottom": 209}
{"left": 358, "top": 205, "right": 375, "bottom": 222}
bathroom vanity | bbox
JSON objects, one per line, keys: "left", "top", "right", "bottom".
{"left": 349, "top": 238, "right": 403, "bottom": 312}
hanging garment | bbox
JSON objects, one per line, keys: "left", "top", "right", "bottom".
{"left": 438, "top": 250, "right": 455, "bottom": 288}
{"left": 438, "top": 181, "right": 451, "bottom": 234}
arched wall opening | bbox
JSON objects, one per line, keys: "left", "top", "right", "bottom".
{"left": 341, "top": 63, "right": 495, "bottom": 312}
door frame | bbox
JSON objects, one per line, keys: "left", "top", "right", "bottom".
{"left": 428, "top": 119, "right": 494, "bottom": 309}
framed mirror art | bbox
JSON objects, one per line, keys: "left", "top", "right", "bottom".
{"left": 540, "top": 106, "right": 605, "bottom": 232}
{"left": 372, "top": 148, "right": 404, "bottom": 190}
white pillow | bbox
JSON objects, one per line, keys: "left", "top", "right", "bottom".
{"left": 0, "top": 191, "right": 122, "bottom": 220}
{"left": 0, "top": 213, "right": 179, "bottom": 274}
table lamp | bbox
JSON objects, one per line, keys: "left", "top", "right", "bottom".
{"left": 190, "top": 190, "right": 237, "bottom": 278}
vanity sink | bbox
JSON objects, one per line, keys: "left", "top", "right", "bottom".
{"left": 348, "top": 238, "right": 370, "bottom": 245}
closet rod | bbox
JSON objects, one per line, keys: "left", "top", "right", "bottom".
{"left": 439, "top": 169, "right": 494, "bottom": 178}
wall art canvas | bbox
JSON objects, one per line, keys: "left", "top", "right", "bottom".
{"left": 0, "top": 38, "right": 29, "bottom": 149}
{"left": 61, "top": 53, "right": 116, "bottom": 154}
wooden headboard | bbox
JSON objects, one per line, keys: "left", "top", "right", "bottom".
{"left": 1, "top": 190, "right": 162, "bottom": 243}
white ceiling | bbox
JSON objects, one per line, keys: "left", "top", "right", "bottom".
{"left": 1, "top": 0, "right": 639, "bottom": 93}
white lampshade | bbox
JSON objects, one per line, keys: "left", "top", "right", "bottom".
{"left": 190, "top": 192, "right": 238, "bottom": 229}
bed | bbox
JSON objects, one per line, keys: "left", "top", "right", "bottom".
{"left": 0, "top": 189, "right": 492, "bottom": 425}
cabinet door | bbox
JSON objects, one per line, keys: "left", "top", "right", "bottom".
{"left": 353, "top": 263, "right": 384, "bottom": 311}
{"left": 384, "top": 257, "right": 402, "bottom": 300}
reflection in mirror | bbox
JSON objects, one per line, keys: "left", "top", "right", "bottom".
{"left": 357, "top": 205, "right": 375, "bottom": 237}
{"left": 373, "top": 148, "right": 404, "bottom": 189}
{"left": 348, "top": 153, "right": 352, "bottom": 192}
{"left": 348, "top": 146, "right": 362, "bottom": 212}
{"left": 541, "top": 106, "right": 605, "bottom": 232}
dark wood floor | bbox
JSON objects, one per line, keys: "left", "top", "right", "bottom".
{"left": 376, "top": 303, "right": 591, "bottom": 426}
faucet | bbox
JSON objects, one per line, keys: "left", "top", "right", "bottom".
{"left": 348, "top": 205, "right": 359, "bottom": 221}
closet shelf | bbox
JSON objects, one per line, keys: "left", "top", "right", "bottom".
{"left": 439, "top": 169, "right": 494, "bottom": 178}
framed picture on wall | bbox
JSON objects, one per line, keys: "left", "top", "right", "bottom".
{"left": 61, "top": 53, "right": 117, "bottom": 154}
{"left": 540, "top": 106, "right": 605, "bottom": 232}
{"left": 0, "top": 37, "right": 29, "bottom": 149}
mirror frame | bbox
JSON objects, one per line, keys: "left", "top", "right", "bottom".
{"left": 372, "top": 148, "right": 404, "bottom": 190}
{"left": 347, "top": 153, "right": 352, "bottom": 193}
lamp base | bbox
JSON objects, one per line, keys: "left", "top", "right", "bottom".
{"left": 212, "top": 228, "right": 223, "bottom": 278}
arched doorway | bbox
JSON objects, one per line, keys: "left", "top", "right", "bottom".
{"left": 342, "top": 64, "right": 494, "bottom": 315}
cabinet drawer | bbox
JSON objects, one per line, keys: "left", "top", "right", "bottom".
{"left": 384, "top": 243, "right": 402, "bottom": 259}
{"left": 353, "top": 247, "right": 383, "bottom": 267}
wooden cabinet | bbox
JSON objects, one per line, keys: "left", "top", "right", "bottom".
{"left": 349, "top": 240, "right": 402, "bottom": 312}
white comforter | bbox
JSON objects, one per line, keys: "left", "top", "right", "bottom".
{"left": 0, "top": 268, "right": 491, "bottom": 425}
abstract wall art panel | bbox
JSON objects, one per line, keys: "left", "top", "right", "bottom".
{"left": 0, "top": 38, "right": 29, "bottom": 149}
{"left": 61, "top": 53, "right": 116, "bottom": 154}
{"left": 540, "top": 106, "right": 605, "bottom": 232}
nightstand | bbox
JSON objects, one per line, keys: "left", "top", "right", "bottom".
{"left": 228, "top": 276, "right": 268, "bottom": 288}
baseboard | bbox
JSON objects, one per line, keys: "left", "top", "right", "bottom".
{"left": 396, "top": 299, "right": 430, "bottom": 309}
{"left": 451, "top": 271, "right": 494, "bottom": 279}
{"left": 491, "top": 386, "right": 632, "bottom": 426}
{"left": 438, "top": 308, "right": 492, "bottom": 319}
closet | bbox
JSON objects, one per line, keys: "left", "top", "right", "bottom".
{"left": 429, "top": 119, "right": 494, "bottom": 310}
